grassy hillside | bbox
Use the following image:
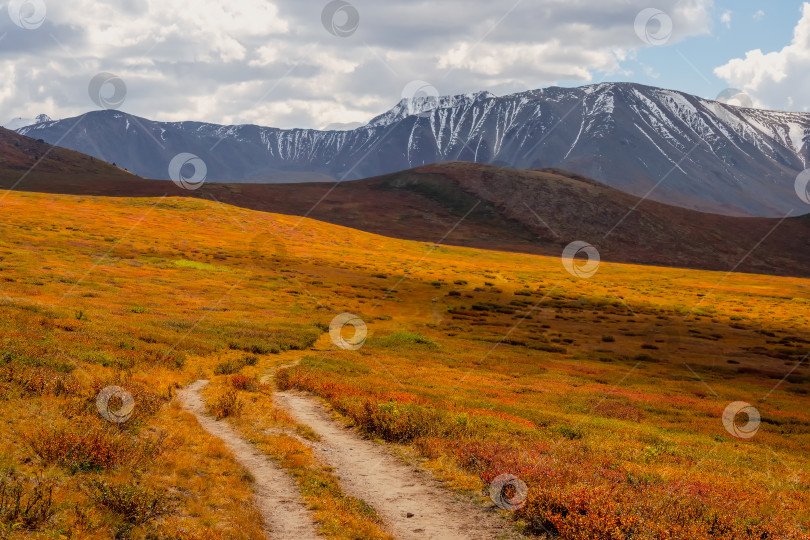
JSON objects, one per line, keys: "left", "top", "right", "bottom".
{"left": 0, "top": 128, "right": 137, "bottom": 181}
{"left": 0, "top": 188, "right": 807, "bottom": 538}
{"left": 3, "top": 131, "right": 809, "bottom": 278}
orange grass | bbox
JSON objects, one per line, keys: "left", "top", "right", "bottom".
{"left": 0, "top": 189, "right": 808, "bottom": 538}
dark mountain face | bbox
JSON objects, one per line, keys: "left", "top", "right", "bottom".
{"left": 17, "top": 82, "right": 810, "bottom": 217}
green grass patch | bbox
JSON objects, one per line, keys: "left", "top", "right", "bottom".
{"left": 376, "top": 331, "right": 437, "bottom": 349}
{"left": 172, "top": 259, "right": 228, "bottom": 272}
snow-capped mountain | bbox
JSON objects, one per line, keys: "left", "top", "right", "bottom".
{"left": 16, "top": 83, "right": 810, "bottom": 216}
{"left": 322, "top": 121, "right": 366, "bottom": 131}
{"left": 5, "top": 114, "right": 52, "bottom": 131}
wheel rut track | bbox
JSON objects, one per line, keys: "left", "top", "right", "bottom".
{"left": 178, "top": 380, "right": 320, "bottom": 540}
{"left": 274, "top": 389, "right": 521, "bottom": 539}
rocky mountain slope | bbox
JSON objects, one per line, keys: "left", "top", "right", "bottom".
{"left": 2, "top": 130, "right": 808, "bottom": 277}
{"left": 16, "top": 83, "right": 810, "bottom": 217}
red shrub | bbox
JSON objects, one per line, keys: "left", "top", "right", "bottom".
{"left": 230, "top": 374, "right": 258, "bottom": 392}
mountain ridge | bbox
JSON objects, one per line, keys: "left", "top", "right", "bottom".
{"left": 2, "top": 127, "right": 808, "bottom": 277}
{"left": 15, "top": 82, "right": 810, "bottom": 217}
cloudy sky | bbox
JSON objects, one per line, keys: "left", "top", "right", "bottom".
{"left": 1, "top": 0, "right": 808, "bottom": 129}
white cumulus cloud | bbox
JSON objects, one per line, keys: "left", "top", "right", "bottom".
{"left": 715, "top": 2, "right": 810, "bottom": 112}
{"left": 721, "top": 10, "right": 732, "bottom": 29}
{"left": 1, "top": 0, "right": 713, "bottom": 128}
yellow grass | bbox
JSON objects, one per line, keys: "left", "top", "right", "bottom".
{"left": 0, "top": 189, "right": 807, "bottom": 538}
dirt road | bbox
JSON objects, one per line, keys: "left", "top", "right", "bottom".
{"left": 275, "top": 390, "right": 520, "bottom": 539}
{"left": 179, "top": 380, "right": 320, "bottom": 539}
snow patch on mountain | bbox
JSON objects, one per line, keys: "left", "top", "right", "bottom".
{"left": 14, "top": 83, "right": 810, "bottom": 217}
{"left": 4, "top": 114, "right": 52, "bottom": 131}
{"left": 788, "top": 123, "right": 806, "bottom": 152}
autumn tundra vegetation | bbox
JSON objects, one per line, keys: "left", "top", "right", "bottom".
{"left": 0, "top": 189, "right": 808, "bottom": 538}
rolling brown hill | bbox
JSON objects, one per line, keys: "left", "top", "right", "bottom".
{"left": 0, "top": 127, "right": 138, "bottom": 181}
{"left": 2, "top": 127, "right": 809, "bottom": 277}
